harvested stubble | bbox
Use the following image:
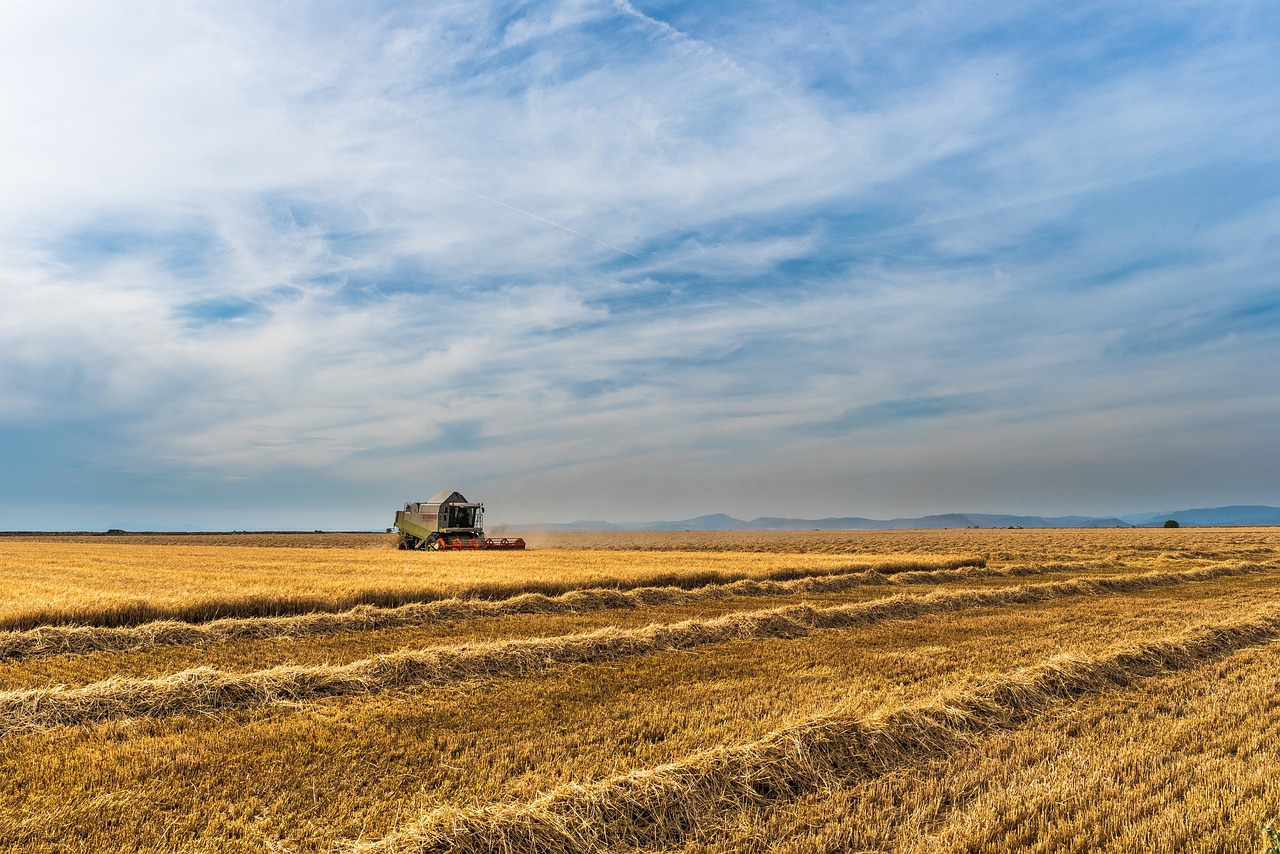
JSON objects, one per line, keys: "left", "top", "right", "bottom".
{"left": 1, "top": 555, "right": 1073, "bottom": 663}
{"left": 2, "top": 592, "right": 1202, "bottom": 854}
{"left": 712, "top": 639, "right": 1280, "bottom": 854}
{"left": 351, "top": 608, "right": 1280, "bottom": 854}
{"left": 0, "top": 561, "right": 1270, "bottom": 734}
{"left": 5, "top": 530, "right": 1280, "bottom": 853}
{"left": 520, "top": 527, "right": 1280, "bottom": 562}
{"left": 0, "top": 543, "right": 981, "bottom": 631}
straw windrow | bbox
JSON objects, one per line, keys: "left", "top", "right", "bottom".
{"left": 350, "top": 609, "right": 1280, "bottom": 853}
{"left": 1, "top": 555, "right": 1084, "bottom": 663}
{"left": 0, "top": 562, "right": 1271, "bottom": 734}
{"left": 0, "top": 555, "right": 987, "bottom": 633}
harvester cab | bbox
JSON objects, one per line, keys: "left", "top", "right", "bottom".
{"left": 394, "top": 491, "right": 525, "bottom": 550}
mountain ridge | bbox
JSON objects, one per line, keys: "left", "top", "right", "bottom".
{"left": 513, "top": 505, "right": 1280, "bottom": 532}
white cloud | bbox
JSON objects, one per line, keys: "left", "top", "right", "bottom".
{"left": 0, "top": 0, "right": 1278, "bottom": 525}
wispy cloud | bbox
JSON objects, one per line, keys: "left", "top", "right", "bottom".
{"left": 0, "top": 0, "right": 1277, "bottom": 528}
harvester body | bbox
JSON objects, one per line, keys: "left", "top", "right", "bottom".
{"left": 394, "top": 491, "right": 524, "bottom": 550}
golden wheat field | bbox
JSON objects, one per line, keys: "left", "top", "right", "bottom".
{"left": 2, "top": 528, "right": 1280, "bottom": 853}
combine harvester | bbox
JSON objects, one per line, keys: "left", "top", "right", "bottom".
{"left": 394, "top": 490, "right": 525, "bottom": 550}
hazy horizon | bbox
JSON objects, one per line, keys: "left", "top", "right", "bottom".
{"left": 6, "top": 502, "right": 1278, "bottom": 534}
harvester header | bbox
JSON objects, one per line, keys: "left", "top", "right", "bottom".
{"left": 394, "top": 490, "right": 525, "bottom": 550}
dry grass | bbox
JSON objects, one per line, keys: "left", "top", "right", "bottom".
{"left": 519, "top": 527, "right": 1280, "bottom": 561}
{"left": 355, "top": 608, "right": 1280, "bottom": 853}
{"left": 0, "top": 561, "right": 1268, "bottom": 733}
{"left": 673, "top": 639, "right": 1280, "bottom": 854}
{"left": 1, "top": 529, "right": 1279, "bottom": 852}
{"left": 0, "top": 556, "right": 998, "bottom": 662}
{"left": 0, "top": 541, "right": 978, "bottom": 630}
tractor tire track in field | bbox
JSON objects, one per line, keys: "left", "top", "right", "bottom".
{"left": 0, "top": 562, "right": 1271, "bottom": 734}
{"left": 0, "top": 556, "right": 987, "bottom": 634}
{"left": 350, "top": 608, "right": 1280, "bottom": 854}
{"left": 1, "top": 557, "right": 1081, "bottom": 663}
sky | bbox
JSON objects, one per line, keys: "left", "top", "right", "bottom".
{"left": 1, "top": 0, "right": 1278, "bottom": 530}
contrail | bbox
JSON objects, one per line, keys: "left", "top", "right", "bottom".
{"left": 421, "top": 171, "right": 642, "bottom": 259}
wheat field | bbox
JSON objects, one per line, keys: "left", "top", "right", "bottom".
{"left": 1, "top": 528, "right": 1278, "bottom": 852}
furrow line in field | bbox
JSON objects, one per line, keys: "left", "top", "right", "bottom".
{"left": 0, "top": 558, "right": 1090, "bottom": 665}
{"left": 0, "top": 555, "right": 987, "bottom": 633}
{"left": 1, "top": 557, "right": 1090, "bottom": 662}
{"left": 349, "top": 607, "right": 1280, "bottom": 854}
{"left": 0, "top": 562, "right": 1270, "bottom": 734}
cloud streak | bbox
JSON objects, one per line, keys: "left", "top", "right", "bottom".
{"left": 0, "top": 0, "right": 1278, "bottom": 529}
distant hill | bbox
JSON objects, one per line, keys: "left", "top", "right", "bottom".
{"left": 517, "top": 505, "right": 1280, "bottom": 532}
{"left": 1121, "top": 505, "right": 1280, "bottom": 527}
{"left": 637, "top": 512, "right": 1131, "bottom": 531}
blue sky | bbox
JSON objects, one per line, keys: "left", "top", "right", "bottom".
{"left": 1, "top": 0, "right": 1278, "bottom": 529}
